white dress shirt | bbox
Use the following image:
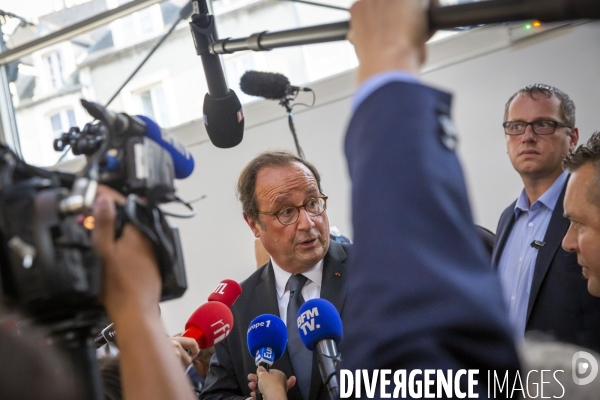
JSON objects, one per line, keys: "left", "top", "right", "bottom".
{"left": 271, "top": 258, "right": 323, "bottom": 325}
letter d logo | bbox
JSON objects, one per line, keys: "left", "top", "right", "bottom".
{"left": 572, "top": 351, "right": 599, "bottom": 385}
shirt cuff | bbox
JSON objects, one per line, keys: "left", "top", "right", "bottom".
{"left": 352, "top": 71, "right": 420, "bottom": 112}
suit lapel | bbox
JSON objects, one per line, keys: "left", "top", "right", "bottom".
{"left": 251, "top": 262, "right": 281, "bottom": 317}
{"left": 308, "top": 241, "right": 348, "bottom": 400}
{"left": 319, "top": 241, "right": 348, "bottom": 314}
{"left": 526, "top": 182, "right": 569, "bottom": 324}
{"left": 492, "top": 201, "right": 517, "bottom": 269}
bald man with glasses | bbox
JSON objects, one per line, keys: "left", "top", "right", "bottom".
{"left": 201, "top": 151, "right": 350, "bottom": 400}
{"left": 492, "top": 84, "right": 600, "bottom": 351}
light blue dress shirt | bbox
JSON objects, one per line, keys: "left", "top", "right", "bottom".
{"left": 352, "top": 71, "right": 419, "bottom": 111}
{"left": 498, "top": 171, "right": 569, "bottom": 341}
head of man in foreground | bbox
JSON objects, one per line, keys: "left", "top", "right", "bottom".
{"left": 563, "top": 131, "right": 600, "bottom": 296}
{"left": 237, "top": 151, "right": 330, "bottom": 274}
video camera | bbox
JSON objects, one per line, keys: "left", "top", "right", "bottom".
{"left": 0, "top": 100, "right": 187, "bottom": 326}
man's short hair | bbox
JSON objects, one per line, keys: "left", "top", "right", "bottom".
{"left": 563, "top": 131, "right": 600, "bottom": 208}
{"left": 237, "top": 151, "right": 323, "bottom": 221}
{"left": 504, "top": 83, "right": 576, "bottom": 127}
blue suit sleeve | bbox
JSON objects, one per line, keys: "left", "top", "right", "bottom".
{"left": 351, "top": 71, "right": 420, "bottom": 112}
{"left": 342, "top": 81, "right": 520, "bottom": 396}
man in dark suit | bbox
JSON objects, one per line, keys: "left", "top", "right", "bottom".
{"left": 563, "top": 131, "right": 600, "bottom": 297}
{"left": 340, "top": 0, "right": 520, "bottom": 396}
{"left": 201, "top": 151, "right": 349, "bottom": 400}
{"left": 492, "top": 84, "right": 600, "bottom": 351}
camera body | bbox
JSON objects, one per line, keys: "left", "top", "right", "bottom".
{"left": 0, "top": 100, "right": 187, "bottom": 324}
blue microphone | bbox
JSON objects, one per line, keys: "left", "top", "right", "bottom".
{"left": 247, "top": 314, "right": 287, "bottom": 400}
{"left": 247, "top": 314, "right": 287, "bottom": 368}
{"left": 297, "top": 298, "right": 342, "bottom": 399}
{"left": 136, "top": 115, "right": 195, "bottom": 179}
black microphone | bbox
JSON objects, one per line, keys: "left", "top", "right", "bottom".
{"left": 190, "top": 0, "right": 244, "bottom": 149}
{"left": 297, "top": 299, "right": 343, "bottom": 399}
{"left": 95, "top": 323, "right": 116, "bottom": 348}
{"left": 240, "top": 71, "right": 312, "bottom": 100}
{"left": 531, "top": 240, "right": 546, "bottom": 249}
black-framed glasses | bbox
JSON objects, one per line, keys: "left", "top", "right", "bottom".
{"left": 503, "top": 120, "right": 572, "bottom": 136}
{"left": 258, "top": 195, "right": 328, "bottom": 225}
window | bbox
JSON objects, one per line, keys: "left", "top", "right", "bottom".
{"left": 121, "top": 14, "right": 136, "bottom": 39}
{"left": 135, "top": 85, "right": 170, "bottom": 128}
{"left": 49, "top": 109, "right": 76, "bottom": 137}
{"left": 45, "top": 52, "right": 64, "bottom": 90}
{"left": 138, "top": 8, "right": 154, "bottom": 35}
{"left": 113, "top": 0, "right": 163, "bottom": 45}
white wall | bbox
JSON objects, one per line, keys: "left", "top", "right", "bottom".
{"left": 55, "top": 20, "right": 600, "bottom": 334}
{"left": 422, "top": 21, "right": 600, "bottom": 230}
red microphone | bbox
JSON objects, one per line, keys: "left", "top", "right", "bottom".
{"left": 182, "top": 301, "right": 234, "bottom": 349}
{"left": 208, "top": 279, "right": 242, "bottom": 307}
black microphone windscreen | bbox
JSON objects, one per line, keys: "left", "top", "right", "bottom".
{"left": 203, "top": 89, "right": 244, "bottom": 148}
{"left": 240, "top": 71, "right": 290, "bottom": 100}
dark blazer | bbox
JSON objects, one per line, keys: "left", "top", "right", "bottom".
{"left": 200, "top": 241, "right": 350, "bottom": 400}
{"left": 493, "top": 181, "right": 600, "bottom": 352}
{"left": 341, "top": 81, "right": 520, "bottom": 394}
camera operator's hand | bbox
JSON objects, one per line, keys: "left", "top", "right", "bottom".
{"left": 92, "top": 186, "right": 160, "bottom": 317}
{"left": 92, "top": 186, "right": 195, "bottom": 400}
{"left": 347, "top": 0, "right": 432, "bottom": 85}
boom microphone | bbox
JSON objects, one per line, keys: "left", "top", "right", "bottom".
{"left": 240, "top": 71, "right": 312, "bottom": 100}
{"left": 136, "top": 115, "right": 195, "bottom": 179}
{"left": 297, "top": 299, "right": 343, "bottom": 399}
{"left": 190, "top": 0, "right": 244, "bottom": 149}
{"left": 183, "top": 301, "right": 234, "bottom": 349}
{"left": 208, "top": 279, "right": 242, "bottom": 307}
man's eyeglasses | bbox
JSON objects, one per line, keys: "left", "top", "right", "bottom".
{"left": 258, "top": 196, "right": 328, "bottom": 225}
{"left": 503, "top": 120, "right": 572, "bottom": 136}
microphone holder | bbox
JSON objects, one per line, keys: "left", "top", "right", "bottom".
{"left": 255, "top": 361, "right": 271, "bottom": 400}
{"left": 316, "top": 340, "right": 341, "bottom": 400}
{"left": 207, "top": 0, "right": 600, "bottom": 55}
{"left": 189, "top": 0, "right": 229, "bottom": 98}
{"left": 280, "top": 97, "right": 305, "bottom": 160}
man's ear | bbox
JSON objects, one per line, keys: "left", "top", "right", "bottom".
{"left": 244, "top": 214, "right": 262, "bottom": 238}
{"left": 569, "top": 127, "right": 580, "bottom": 151}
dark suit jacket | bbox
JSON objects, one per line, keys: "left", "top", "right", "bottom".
{"left": 341, "top": 81, "right": 520, "bottom": 395}
{"left": 200, "top": 241, "right": 350, "bottom": 400}
{"left": 492, "top": 180, "right": 600, "bottom": 352}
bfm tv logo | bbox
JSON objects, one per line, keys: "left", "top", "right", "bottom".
{"left": 572, "top": 351, "right": 598, "bottom": 386}
{"left": 297, "top": 307, "right": 320, "bottom": 334}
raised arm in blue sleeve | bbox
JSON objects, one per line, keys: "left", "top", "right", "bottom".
{"left": 342, "top": 80, "right": 520, "bottom": 398}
